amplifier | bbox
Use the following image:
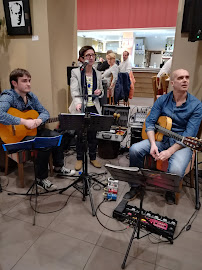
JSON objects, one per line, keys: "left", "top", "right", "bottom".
{"left": 113, "top": 201, "right": 177, "bottom": 240}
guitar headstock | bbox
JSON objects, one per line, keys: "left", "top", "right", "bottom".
{"left": 183, "top": 137, "right": 202, "bottom": 152}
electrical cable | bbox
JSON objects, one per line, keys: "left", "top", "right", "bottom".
{"left": 29, "top": 188, "right": 76, "bottom": 214}
{"left": 95, "top": 199, "right": 128, "bottom": 232}
{"left": 147, "top": 208, "right": 199, "bottom": 244}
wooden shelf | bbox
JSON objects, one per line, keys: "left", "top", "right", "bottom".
{"left": 133, "top": 70, "right": 158, "bottom": 98}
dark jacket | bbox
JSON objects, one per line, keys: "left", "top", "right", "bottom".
{"left": 114, "top": 73, "right": 131, "bottom": 104}
{"left": 97, "top": 60, "right": 110, "bottom": 72}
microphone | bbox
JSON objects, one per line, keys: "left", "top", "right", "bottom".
{"left": 81, "top": 60, "right": 89, "bottom": 70}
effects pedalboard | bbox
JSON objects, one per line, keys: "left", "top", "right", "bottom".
{"left": 113, "top": 200, "right": 177, "bottom": 240}
{"left": 103, "top": 178, "right": 119, "bottom": 200}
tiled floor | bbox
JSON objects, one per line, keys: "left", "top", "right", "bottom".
{"left": 0, "top": 150, "right": 201, "bottom": 270}
{"left": 0, "top": 98, "right": 202, "bottom": 270}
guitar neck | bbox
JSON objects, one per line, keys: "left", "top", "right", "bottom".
{"left": 45, "top": 117, "right": 59, "bottom": 124}
{"left": 155, "top": 124, "right": 184, "bottom": 142}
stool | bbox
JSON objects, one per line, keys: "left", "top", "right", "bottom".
{"left": 5, "top": 150, "right": 53, "bottom": 188}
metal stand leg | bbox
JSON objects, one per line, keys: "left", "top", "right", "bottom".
{"left": 33, "top": 159, "right": 38, "bottom": 225}
{"left": 121, "top": 188, "right": 145, "bottom": 269}
{"left": 0, "top": 177, "right": 2, "bottom": 193}
{"left": 7, "top": 151, "right": 40, "bottom": 225}
{"left": 59, "top": 116, "right": 106, "bottom": 216}
{"left": 194, "top": 151, "right": 201, "bottom": 210}
{"left": 121, "top": 221, "right": 138, "bottom": 269}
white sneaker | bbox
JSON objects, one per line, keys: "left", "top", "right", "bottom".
{"left": 37, "top": 178, "right": 57, "bottom": 191}
{"left": 55, "top": 166, "right": 76, "bottom": 176}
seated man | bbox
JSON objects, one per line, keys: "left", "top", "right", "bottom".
{"left": 124, "top": 69, "right": 202, "bottom": 204}
{"left": 0, "top": 68, "right": 75, "bottom": 191}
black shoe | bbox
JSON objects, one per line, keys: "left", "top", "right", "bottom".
{"left": 123, "top": 187, "right": 140, "bottom": 201}
{"left": 165, "top": 191, "right": 175, "bottom": 205}
{"left": 37, "top": 178, "right": 57, "bottom": 191}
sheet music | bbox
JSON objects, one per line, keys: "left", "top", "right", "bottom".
{"left": 60, "top": 113, "right": 85, "bottom": 116}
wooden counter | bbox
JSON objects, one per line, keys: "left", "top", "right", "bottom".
{"left": 132, "top": 68, "right": 159, "bottom": 98}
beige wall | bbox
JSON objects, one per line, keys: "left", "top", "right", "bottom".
{"left": 172, "top": 0, "right": 202, "bottom": 101}
{"left": 47, "top": 0, "right": 77, "bottom": 115}
{"left": 172, "top": 0, "right": 202, "bottom": 167}
{"left": 0, "top": 0, "right": 77, "bottom": 117}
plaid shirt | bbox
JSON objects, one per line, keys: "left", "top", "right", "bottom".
{"left": 0, "top": 89, "right": 50, "bottom": 125}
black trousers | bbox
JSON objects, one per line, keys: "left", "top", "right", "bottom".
{"left": 24, "top": 128, "right": 64, "bottom": 180}
{"left": 76, "top": 106, "right": 98, "bottom": 161}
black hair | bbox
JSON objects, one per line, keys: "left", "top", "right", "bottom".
{"left": 79, "top": 46, "right": 95, "bottom": 58}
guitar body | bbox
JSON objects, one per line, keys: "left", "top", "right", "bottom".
{"left": 142, "top": 112, "right": 172, "bottom": 141}
{"left": 155, "top": 116, "right": 172, "bottom": 141}
{"left": 0, "top": 108, "right": 39, "bottom": 144}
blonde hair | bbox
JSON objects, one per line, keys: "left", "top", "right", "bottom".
{"left": 107, "top": 52, "right": 116, "bottom": 59}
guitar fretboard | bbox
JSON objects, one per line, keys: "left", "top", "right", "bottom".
{"left": 155, "top": 124, "right": 184, "bottom": 142}
{"left": 45, "top": 117, "right": 59, "bottom": 124}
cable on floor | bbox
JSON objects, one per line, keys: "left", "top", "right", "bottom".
{"left": 95, "top": 199, "right": 128, "bottom": 232}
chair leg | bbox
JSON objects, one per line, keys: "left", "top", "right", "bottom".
{"left": 190, "top": 168, "right": 195, "bottom": 188}
{"left": 175, "top": 178, "right": 183, "bottom": 205}
{"left": 18, "top": 163, "right": 24, "bottom": 188}
{"left": 175, "top": 192, "right": 180, "bottom": 205}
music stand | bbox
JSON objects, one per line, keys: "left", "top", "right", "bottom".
{"left": 105, "top": 164, "right": 181, "bottom": 269}
{"left": 2, "top": 135, "right": 62, "bottom": 225}
{"left": 58, "top": 113, "right": 114, "bottom": 216}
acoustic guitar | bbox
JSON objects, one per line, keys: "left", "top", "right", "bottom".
{"left": 0, "top": 108, "right": 59, "bottom": 144}
{"left": 142, "top": 114, "right": 202, "bottom": 152}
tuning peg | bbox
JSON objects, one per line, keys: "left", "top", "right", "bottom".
{"left": 113, "top": 113, "right": 117, "bottom": 118}
{"left": 117, "top": 113, "right": 120, "bottom": 119}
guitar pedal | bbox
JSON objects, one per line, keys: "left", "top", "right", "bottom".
{"left": 103, "top": 178, "right": 119, "bottom": 200}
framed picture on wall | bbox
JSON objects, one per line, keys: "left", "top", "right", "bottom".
{"left": 3, "top": 0, "right": 32, "bottom": 35}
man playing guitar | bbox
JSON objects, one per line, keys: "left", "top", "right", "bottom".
{"left": 0, "top": 68, "right": 75, "bottom": 191}
{"left": 125, "top": 69, "right": 202, "bottom": 204}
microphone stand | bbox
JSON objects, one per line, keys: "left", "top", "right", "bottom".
{"left": 60, "top": 65, "right": 107, "bottom": 216}
{"left": 80, "top": 60, "right": 89, "bottom": 114}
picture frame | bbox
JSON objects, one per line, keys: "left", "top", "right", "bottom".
{"left": 3, "top": 0, "right": 32, "bottom": 35}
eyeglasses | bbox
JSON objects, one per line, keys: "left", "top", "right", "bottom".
{"left": 84, "top": 53, "right": 96, "bottom": 58}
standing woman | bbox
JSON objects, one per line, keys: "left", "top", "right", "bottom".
{"left": 102, "top": 52, "right": 119, "bottom": 99}
{"left": 69, "top": 45, "right": 103, "bottom": 171}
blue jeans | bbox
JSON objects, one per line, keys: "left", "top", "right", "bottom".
{"left": 129, "top": 139, "right": 193, "bottom": 187}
